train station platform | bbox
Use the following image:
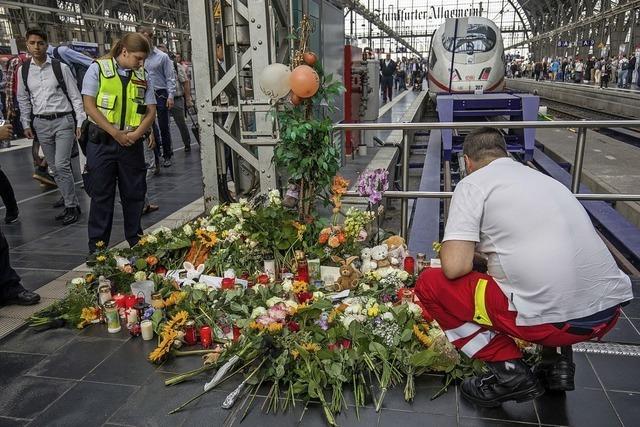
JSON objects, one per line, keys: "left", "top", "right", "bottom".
{"left": 506, "top": 78, "right": 640, "bottom": 119}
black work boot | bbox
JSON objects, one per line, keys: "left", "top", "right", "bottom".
{"left": 461, "top": 359, "right": 545, "bottom": 407}
{"left": 534, "top": 348, "right": 575, "bottom": 392}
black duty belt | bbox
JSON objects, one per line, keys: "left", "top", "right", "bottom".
{"left": 35, "top": 112, "right": 72, "bottom": 120}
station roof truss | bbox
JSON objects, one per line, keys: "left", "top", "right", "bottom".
{"left": 0, "top": 0, "right": 190, "bottom": 46}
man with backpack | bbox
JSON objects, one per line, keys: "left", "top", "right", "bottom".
{"left": 47, "top": 43, "right": 93, "bottom": 90}
{"left": 16, "top": 28, "right": 86, "bottom": 225}
{"left": 618, "top": 55, "right": 629, "bottom": 88}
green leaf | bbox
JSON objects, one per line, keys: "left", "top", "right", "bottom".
{"left": 400, "top": 328, "right": 413, "bottom": 342}
{"left": 409, "top": 349, "right": 438, "bottom": 367}
{"left": 135, "top": 258, "right": 147, "bottom": 270}
{"left": 369, "top": 342, "right": 388, "bottom": 360}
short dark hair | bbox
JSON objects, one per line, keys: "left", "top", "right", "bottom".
{"left": 463, "top": 127, "right": 508, "bottom": 162}
{"left": 25, "top": 27, "right": 47, "bottom": 42}
{"left": 215, "top": 35, "right": 223, "bottom": 46}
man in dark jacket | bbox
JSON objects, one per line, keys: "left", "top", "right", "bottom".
{"left": 380, "top": 53, "right": 396, "bottom": 103}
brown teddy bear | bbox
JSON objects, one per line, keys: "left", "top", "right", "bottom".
{"left": 330, "top": 255, "right": 361, "bottom": 291}
{"left": 384, "top": 235, "right": 407, "bottom": 267}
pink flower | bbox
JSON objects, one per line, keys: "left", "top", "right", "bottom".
{"left": 256, "top": 315, "right": 276, "bottom": 325}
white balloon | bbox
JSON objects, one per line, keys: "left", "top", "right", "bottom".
{"left": 259, "top": 63, "right": 291, "bottom": 100}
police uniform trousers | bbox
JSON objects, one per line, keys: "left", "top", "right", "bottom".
{"left": 85, "top": 123, "right": 146, "bottom": 253}
{"left": 415, "top": 268, "right": 621, "bottom": 362}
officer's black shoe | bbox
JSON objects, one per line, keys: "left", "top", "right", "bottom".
{"left": 534, "top": 355, "right": 575, "bottom": 392}
{"left": 3, "top": 290, "right": 41, "bottom": 306}
{"left": 184, "top": 146, "right": 191, "bottom": 153}
{"left": 53, "top": 197, "right": 65, "bottom": 208}
{"left": 62, "top": 206, "right": 81, "bottom": 225}
{"left": 461, "top": 359, "right": 545, "bottom": 407}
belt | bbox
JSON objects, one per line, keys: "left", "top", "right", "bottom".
{"left": 553, "top": 304, "right": 624, "bottom": 335}
{"left": 35, "top": 112, "right": 72, "bottom": 120}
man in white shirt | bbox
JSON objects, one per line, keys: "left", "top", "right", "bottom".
{"left": 416, "top": 127, "right": 632, "bottom": 407}
{"left": 17, "top": 28, "right": 86, "bottom": 225}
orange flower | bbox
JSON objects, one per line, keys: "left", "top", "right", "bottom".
{"left": 318, "top": 227, "right": 331, "bottom": 244}
{"left": 331, "top": 175, "right": 349, "bottom": 195}
{"left": 146, "top": 255, "right": 158, "bottom": 267}
{"left": 328, "top": 235, "right": 341, "bottom": 248}
{"left": 337, "top": 232, "right": 346, "bottom": 244}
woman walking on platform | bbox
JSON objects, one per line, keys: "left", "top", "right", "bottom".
{"left": 81, "top": 33, "right": 157, "bottom": 254}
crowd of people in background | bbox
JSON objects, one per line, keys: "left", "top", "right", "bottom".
{"left": 375, "top": 52, "right": 428, "bottom": 103}
{"left": 506, "top": 54, "right": 640, "bottom": 89}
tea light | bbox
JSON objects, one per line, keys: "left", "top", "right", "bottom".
{"left": 140, "top": 320, "right": 154, "bottom": 340}
{"left": 98, "top": 284, "right": 112, "bottom": 305}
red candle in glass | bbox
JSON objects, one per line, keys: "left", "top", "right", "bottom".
{"left": 221, "top": 277, "right": 235, "bottom": 290}
{"left": 295, "top": 251, "right": 309, "bottom": 283}
{"left": 184, "top": 320, "right": 197, "bottom": 346}
{"left": 200, "top": 326, "right": 212, "bottom": 348}
{"left": 404, "top": 255, "right": 415, "bottom": 276}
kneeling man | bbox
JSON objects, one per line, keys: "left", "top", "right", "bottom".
{"left": 416, "top": 127, "right": 632, "bottom": 406}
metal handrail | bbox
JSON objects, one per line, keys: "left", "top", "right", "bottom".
{"left": 334, "top": 120, "right": 640, "bottom": 130}
{"left": 334, "top": 120, "right": 640, "bottom": 238}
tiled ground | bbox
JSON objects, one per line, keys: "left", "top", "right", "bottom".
{"left": 2, "top": 101, "right": 640, "bottom": 426}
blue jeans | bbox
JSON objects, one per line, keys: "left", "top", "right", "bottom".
{"left": 153, "top": 89, "right": 173, "bottom": 160}
{"left": 618, "top": 70, "right": 628, "bottom": 87}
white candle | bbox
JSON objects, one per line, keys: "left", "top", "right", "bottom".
{"left": 141, "top": 320, "right": 154, "bottom": 340}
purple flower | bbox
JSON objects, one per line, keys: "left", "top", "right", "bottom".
{"left": 143, "top": 307, "right": 155, "bottom": 320}
{"left": 357, "top": 169, "right": 389, "bottom": 205}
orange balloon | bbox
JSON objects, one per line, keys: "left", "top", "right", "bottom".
{"left": 289, "top": 65, "right": 320, "bottom": 98}
{"left": 303, "top": 52, "right": 317, "bottom": 66}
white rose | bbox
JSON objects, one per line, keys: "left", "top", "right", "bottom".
{"left": 266, "top": 296, "right": 284, "bottom": 307}
{"left": 345, "top": 303, "right": 363, "bottom": 315}
{"left": 282, "top": 279, "right": 293, "bottom": 292}
{"left": 341, "top": 315, "right": 356, "bottom": 328}
{"left": 313, "top": 291, "right": 325, "bottom": 299}
{"left": 70, "top": 277, "right": 85, "bottom": 286}
{"left": 183, "top": 224, "right": 194, "bottom": 236}
{"left": 406, "top": 302, "right": 423, "bottom": 318}
{"left": 382, "top": 312, "right": 394, "bottom": 321}
{"left": 152, "top": 226, "right": 171, "bottom": 236}
{"left": 134, "top": 271, "right": 147, "bottom": 282}
{"left": 251, "top": 306, "right": 268, "bottom": 319}
{"left": 283, "top": 300, "right": 298, "bottom": 310}
{"left": 360, "top": 284, "right": 370, "bottom": 291}
{"left": 193, "top": 283, "right": 208, "bottom": 291}
{"left": 268, "top": 189, "right": 281, "bottom": 206}
{"left": 146, "top": 234, "right": 158, "bottom": 244}
{"left": 398, "top": 270, "right": 409, "bottom": 281}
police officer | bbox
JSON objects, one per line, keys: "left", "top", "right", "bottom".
{"left": 81, "top": 33, "right": 157, "bottom": 253}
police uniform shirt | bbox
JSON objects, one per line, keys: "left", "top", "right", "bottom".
{"left": 47, "top": 45, "right": 94, "bottom": 68}
{"left": 82, "top": 61, "right": 156, "bottom": 105}
{"left": 443, "top": 157, "right": 632, "bottom": 326}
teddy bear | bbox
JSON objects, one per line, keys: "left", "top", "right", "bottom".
{"left": 330, "top": 256, "right": 361, "bottom": 291}
{"left": 384, "top": 235, "right": 407, "bottom": 267}
{"left": 370, "top": 244, "right": 391, "bottom": 273}
{"left": 360, "top": 248, "right": 377, "bottom": 274}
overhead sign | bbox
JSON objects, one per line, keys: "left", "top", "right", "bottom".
{"left": 581, "top": 39, "right": 595, "bottom": 47}
{"left": 557, "top": 40, "right": 570, "bottom": 48}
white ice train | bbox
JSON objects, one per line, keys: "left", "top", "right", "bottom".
{"left": 427, "top": 16, "right": 505, "bottom": 96}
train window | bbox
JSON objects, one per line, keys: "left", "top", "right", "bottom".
{"left": 429, "top": 49, "right": 437, "bottom": 69}
{"left": 441, "top": 24, "right": 496, "bottom": 54}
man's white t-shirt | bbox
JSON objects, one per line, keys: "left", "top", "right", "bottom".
{"left": 443, "top": 157, "right": 632, "bottom": 326}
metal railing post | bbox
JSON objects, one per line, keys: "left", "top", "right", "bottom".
{"left": 571, "top": 127, "right": 588, "bottom": 193}
{"left": 400, "top": 130, "right": 410, "bottom": 239}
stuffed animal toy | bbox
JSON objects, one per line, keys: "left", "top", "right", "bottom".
{"left": 181, "top": 262, "right": 205, "bottom": 286}
{"left": 331, "top": 255, "right": 362, "bottom": 291}
{"left": 370, "top": 244, "right": 391, "bottom": 271}
{"left": 360, "top": 248, "right": 377, "bottom": 274}
{"left": 384, "top": 235, "right": 407, "bottom": 267}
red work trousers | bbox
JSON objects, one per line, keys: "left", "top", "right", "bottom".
{"left": 415, "top": 268, "right": 620, "bottom": 362}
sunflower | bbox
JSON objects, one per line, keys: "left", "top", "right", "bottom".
{"left": 267, "top": 323, "right": 284, "bottom": 334}
{"left": 413, "top": 324, "right": 433, "bottom": 347}
{"left": 165, "top": 310, "right": 189, "bottom": 330}
{"left": 164, "top": 291, "right": 185, "bottom": 307}
{"left": 301, "top": 342, "right": 321, "bottom": 352}
{"left": 292, "top": 280, "right": 308, "bottom": 294}
{"left": 195, "top": 229, "right": 218, "bottom": 248}
{"left": 148, "top": 328, "right": 179, "bottom": 363}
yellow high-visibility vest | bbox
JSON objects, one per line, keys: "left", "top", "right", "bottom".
{"left": 95, "top": 58, "right": 147, "bottom": 129}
